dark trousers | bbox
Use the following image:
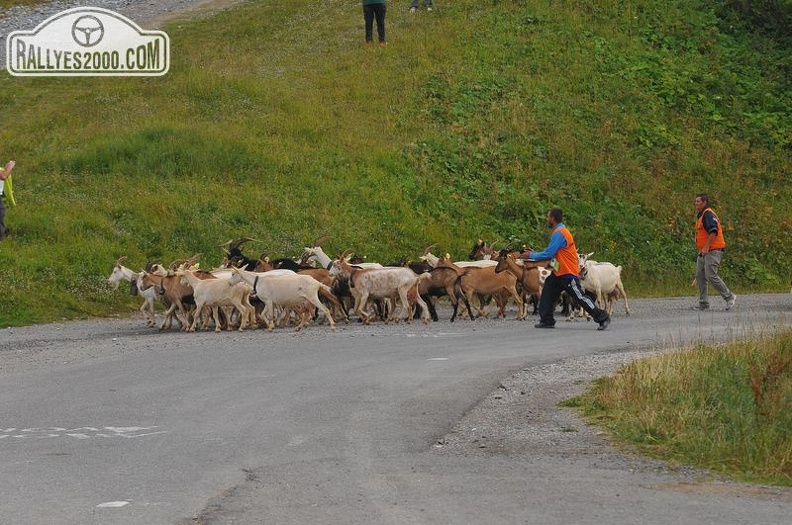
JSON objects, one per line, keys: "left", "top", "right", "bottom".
{"left": 363, "top": 4, "right": 386, "bottom": 43}
{"left": 538, "top": 273, "right": 608, "bottom": 326}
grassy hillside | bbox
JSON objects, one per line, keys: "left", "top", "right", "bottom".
{"left": 0, "top": 0, "right": 789, "bottom": 326}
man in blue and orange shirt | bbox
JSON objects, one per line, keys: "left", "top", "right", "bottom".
{"left": 694, "top": 193, "right": 736, "bottom": 310}
{"left": 521, "top": 208, "right": 611, "bottom": 330}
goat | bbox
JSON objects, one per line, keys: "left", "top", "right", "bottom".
{"left": 578, "top": 253, "right": 631, "bottom": 316}
{"left": 254, "top": 258, "right": 348, "bottom": 325}
{"left": 138, "top": 271, "right": 194, "bottom": 331}
{"left": 229, "top": 267, "right": 338, "bottom": 332}
{"left": 107, "top": 256, "right": 158, "bottom": 327}
{"left": 220, "top": 237, "right": 262, "bottom": 270}
{"left": 494, "top": 251, "right": 544, "bottom": 314}
{"left": 420, "top": 245, "right": 498, "bottom": 269}
{"left": 177, "top": 269, "right": 256, "bottom": 332}
{"left": 421, "top": 264, "right": 472, "bottom": 322}
{"left": 329, "top": 253, "right": 431, "bottom": 325}
{"left": 301, "top": 243, "right": 384, "bottom": 270}
{"left": 468, "top": 239, "right": 495, "bottom": 260}
{"left": 436, "top": 256, "right": 525, "bottom": 320}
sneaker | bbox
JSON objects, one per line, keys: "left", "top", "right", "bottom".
{"left": 597, "top": 316, "right": 611, "bottom": 331}
{"left": 690, "top": 303, "right": 710, "bottom": 311}
{"left": 409, "top": 7, "right": 417, "bottom": 12}
{"left": 534, "top": 322, "right": 555, "bottom": 329}
{"left": 726, "top": 294, "right": 737, "bottom": 310}
{"left": 427, "top": 7, "right": 432, "bottom": 11}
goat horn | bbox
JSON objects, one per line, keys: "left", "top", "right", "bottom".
{"left": 229, "top": 237, "right": 262, "bottom": 251}
{"left": 168, "top": 258, "right": 185, "bottom": 270}
{"left": 114, "top": 256, "right": 128, "bottom": 267}
{"left": 422, "top": 243, "right": 438, "bottom": 256}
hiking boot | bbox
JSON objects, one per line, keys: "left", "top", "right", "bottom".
{"left": 690, "top": 303, "right": 710, "bottom": 311}
{"left": 534, "top": 322, "right": 555, "bottom": 329}
{"left": 597, "top": 316, "right": 611, "bottom": 331}
{"left": 726, "top": 294, "right": 737, "bottom": 310}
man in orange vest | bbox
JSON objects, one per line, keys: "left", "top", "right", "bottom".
{"left": 694, "top": 193, "right": 736, "bottom": 310}
{"left": 521, "top": 208, "right": 611, "bottom": 330}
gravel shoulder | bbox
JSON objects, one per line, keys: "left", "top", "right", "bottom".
{"left": 438, "top": 348, "right": 792, "bottom": 503}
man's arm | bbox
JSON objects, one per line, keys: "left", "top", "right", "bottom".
{"left": 525, "top": 231, "right": 566, "bottom": 261}
{"left": 0, "top": 160, "right": 15, "bottom": 181}
{"left": 700, "top": 211, "right": 719, "bottom": 254}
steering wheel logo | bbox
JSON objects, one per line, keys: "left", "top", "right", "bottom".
{"left": 71, "top": 15, "right": 105, "bottom": 47}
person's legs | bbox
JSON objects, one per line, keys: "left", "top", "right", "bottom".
{"left": 703, "top": 251, "right": 733, "bottom": 301}
{"left": 565, "top": 278, "right": 610, "bottom": 326}
{"left": 373, "top": 4, "right": 386, "bottom": 43}
{"left": 696, "top": 254, "right": 709, "bottom": 307}
{"left": 536, "top": 273, "right": 562, "bottom": 326}
{"left": 363, "top": 5, "right": 375, "bottom": 43}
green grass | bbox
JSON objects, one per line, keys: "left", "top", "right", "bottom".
{"left": 566, "top": 329, "right": 792, "bottom": 486}
{"left": 0, "top": 0, "right": 790, "bottom": 326}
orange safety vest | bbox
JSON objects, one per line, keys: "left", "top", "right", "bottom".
{"left": 696, "top": 207, "right": 726, "bottom": 251}
{"left": 554, "top": 226, "right": 580, "bottom": 277}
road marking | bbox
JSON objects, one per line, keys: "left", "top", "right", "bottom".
{"left": 427, "top": 357, "right": 449, "bottom": 361}
{"left": 1, "top": 426, "right": 167, "bottom": 440}
{"left": 407, "top": 333, "right": 464, "bottom": 338}
{"left": 96, "top": 501, "right": 130, "bottom": 508}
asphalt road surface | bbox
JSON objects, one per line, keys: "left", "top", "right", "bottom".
{"left": 1, "top": 294, "right": 791, "bottom": 524}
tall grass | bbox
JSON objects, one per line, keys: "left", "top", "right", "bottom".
{"left": 0, "top": 0, "right": 789, "bottom": 325}
{"left": 569, "top": 329, "right": 792, "bottom": 486}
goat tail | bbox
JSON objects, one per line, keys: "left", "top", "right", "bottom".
{"left": 318, "top": 284, "right": 342, "bottom": 306}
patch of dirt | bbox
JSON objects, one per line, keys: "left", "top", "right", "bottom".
{"left": 134, "top": 0, "right": 248, "bottom": 28}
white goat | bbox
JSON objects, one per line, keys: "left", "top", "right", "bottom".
{"left": 330, "top": 255, "right": 431, "bottom": 325}
{"left": 229, "top": 268, "right": 337, "bottom": 332}
{"left": 419, "top": 248, "right": 497, "bottom": 269}
{"left": 177, "top": 269, "right": 256, "bottom": 332}
{"left": 107, "top": 257, "right": 158, "bottom": 327}
{"left": 301, "top": 245, "right": 383, "bottom": 270}
{"left": 578, "top": 253, "right": 630, "bottom": 316}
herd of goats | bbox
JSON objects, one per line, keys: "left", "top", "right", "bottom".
{"left": 106, "top": 238, "right": 630, "bottom": 333}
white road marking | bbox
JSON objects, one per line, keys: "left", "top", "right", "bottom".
{"left": 96, "top": 501, "right": 130, "bottom": 508}
{"left": 1, "top": 426, "right": 167, "bottom": 440}
{"left": 406, "top": 333, "right": 465, "bottom": 338}
{"left": 427, "top": 358, "right": 449, "bottom": 361}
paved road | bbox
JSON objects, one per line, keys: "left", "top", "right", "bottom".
{"left": 1, "top": 294, "right": 790, "bottom": 524}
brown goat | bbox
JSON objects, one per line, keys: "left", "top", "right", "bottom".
{"left": 138, "top": 272, "right": 195, "bottom": 331}
{"left": 494, "top": 252, "right": 544, "bottom": 312}
{"left": 436, "top": 257, "right": 525, "bottom": 320}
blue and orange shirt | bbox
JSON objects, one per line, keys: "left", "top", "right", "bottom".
{"left": 527, "top": 223, "right": 580, "bottom": 278}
